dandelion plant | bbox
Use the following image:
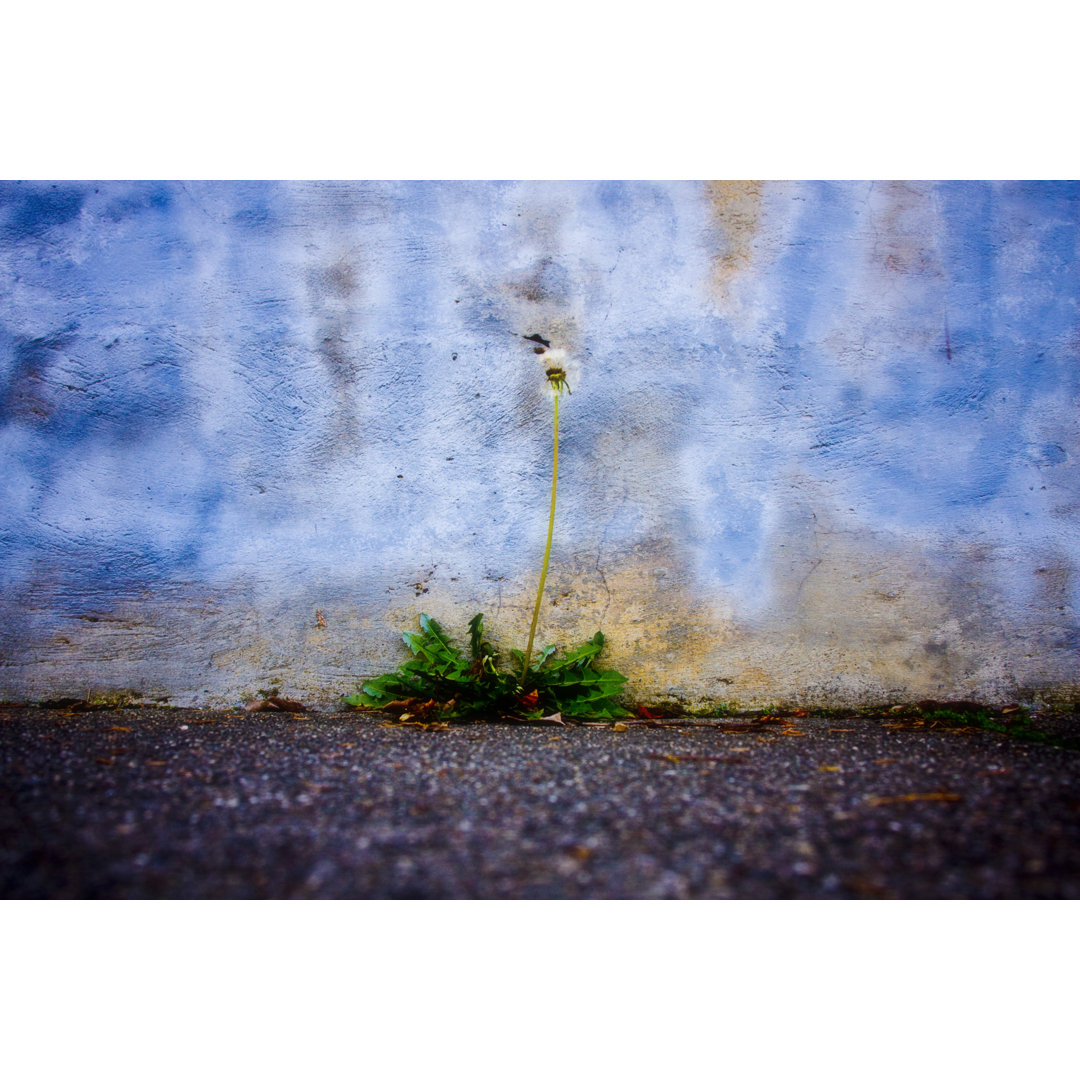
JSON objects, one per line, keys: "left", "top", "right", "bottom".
{"left": 344, "top": 342, "right": 628, "bottom": 722}
{"left": 521, "top": 352, "right": 569, "bottom": 683}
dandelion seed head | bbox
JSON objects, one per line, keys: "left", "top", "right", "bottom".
{"left": 540, "top": 348, "right": 573, "bottom": 396}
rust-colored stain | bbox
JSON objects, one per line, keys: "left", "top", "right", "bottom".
{"left": 706, "top": 181, "right": 763, "bottom": 300}
{"left": 868, "top": 181, "right": 941, "bottom": 277}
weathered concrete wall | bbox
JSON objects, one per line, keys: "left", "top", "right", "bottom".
{"left": 1, "top": 180, "right": 1077, "bottom": 709}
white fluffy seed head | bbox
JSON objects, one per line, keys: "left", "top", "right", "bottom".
{"left": 539, "top": 348, "right": 575, "bottom": 396}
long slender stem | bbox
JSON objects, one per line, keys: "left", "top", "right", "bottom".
{"left": 522, "top": 392, "right": 559, "bottom": 684}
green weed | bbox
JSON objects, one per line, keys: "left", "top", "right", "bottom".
{"left": 346, "top": 347, "right": 629, "bottom": 722}
{"left": 343, "top": 612, "right": 628, "bottom": 720}
{"left": 924, "top": 707, "right": 1080, "bottom": 750}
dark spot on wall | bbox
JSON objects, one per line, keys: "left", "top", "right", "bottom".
{"left": 0, "top": 329, "right": 76, "bottom": 424}
{"left": 510, "top": 259, "right": 570, "bottom": 304}
{"left": 102, "top": 184, "right": 175, "bottom": 223}
{"left": 1026, "top": 443, "right": 1068, "bottom": 467}
{"left": 0, "top": 183, "right": 86, "bottom": 243}
{"left": 323, "top": 260, "right": 358, "bottom": 298}
{"left": 232, "top": 207, "right": 272, "bottom": 228}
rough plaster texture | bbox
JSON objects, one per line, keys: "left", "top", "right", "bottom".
{"left": 1, "top": 180, "right": 1077, "bottom": 709}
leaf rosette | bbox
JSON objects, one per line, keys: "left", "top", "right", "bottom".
{"left": 344, "top": 613, "right": 628, "bottom": 721}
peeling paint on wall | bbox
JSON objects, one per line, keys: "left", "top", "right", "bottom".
{"left": 1, "top": 180, "right": 1077, "bottom": 709}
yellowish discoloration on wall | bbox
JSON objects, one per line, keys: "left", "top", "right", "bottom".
{"left": 546, "top": 541, "right": 740, "bottom": 703}
{"left": 752, "top": 515, "right": 956, "bottom": 703}
{"left": 706, "top": 180, "right": 763, "bottom": 302}
{"left": 15, "top": 530, "right": 1073, "bottom": 711}
{"left": 375, "top": 535, "right": 739, "bottom": 707}
{"left": 361, "top": 475, "right": 1077, "bottom": 712}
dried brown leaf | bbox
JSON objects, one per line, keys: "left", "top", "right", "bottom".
{"left": 866, "top": 792, "right": 962, "bottom": 807}
{"left": 245, "top": 697, "right": 307, "bottom": 713}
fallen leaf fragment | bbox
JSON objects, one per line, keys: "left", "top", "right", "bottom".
{"left": 107, "top": 726, "right": 132, "bottom": 733}
{"left": 245, "top": 697, "right": 307, "bottom": 713}
{"left": 828, "top": 728, "right": 856, "bottom": 733}
{"left": 866, "top": 792, "right": 962, "bottom": 807}
{"left": 506, "top": 712, "right": 564, "bottom": 726}
{"left": 819, "top": 765, "right": 842, "bottom": 772}
{"left": 612, "top": 722, "right": 629, "bottom": 732}
{"left": 380, "top": 699, "right": 419, "bottom": 713}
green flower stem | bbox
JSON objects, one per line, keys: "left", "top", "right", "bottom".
{"left": 522, "top": 391, "right": 559, "bottom": 684}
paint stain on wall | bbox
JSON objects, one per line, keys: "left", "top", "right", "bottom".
{"left": 868, "top": 181, "right": 943, "bottom": 278}
{"left": 706, "top": 180, "right": 763, "bottom": 302}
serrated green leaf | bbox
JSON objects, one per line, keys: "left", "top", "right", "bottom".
{"left": 468, "top": 612, "right": 485, "bottom": 660}
{"left": 533, "top": 644, "right": 557, "bottom": 670}
{"left": 544, "top": 632, "right": 605, "bottom": 672}
{"left": 420, "top": 613, "right": 456, "bottom": 652}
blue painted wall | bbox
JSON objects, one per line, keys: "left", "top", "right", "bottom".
{"left": 1, "top": 180, "right": 1077, "bottom": 707}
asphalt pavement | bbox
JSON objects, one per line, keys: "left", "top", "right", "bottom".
{"left": 2, "top": 705, "right": 1078, "bottom": 899}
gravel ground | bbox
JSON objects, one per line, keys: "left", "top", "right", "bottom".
{"left": 2, "top": 705, "right": 1079, "bottom": 899}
